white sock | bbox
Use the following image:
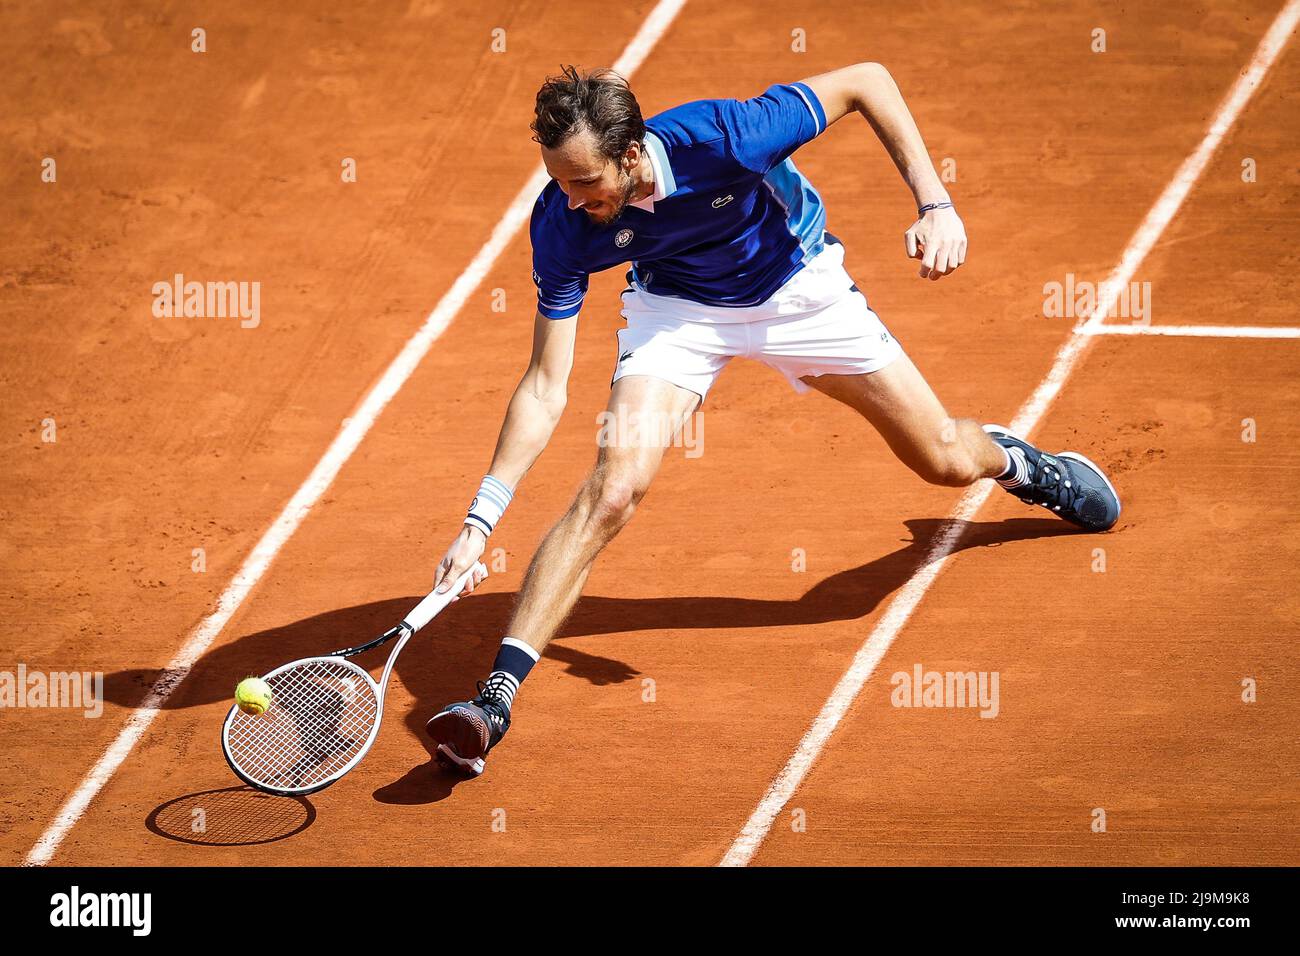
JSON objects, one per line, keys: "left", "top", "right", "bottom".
{"left": 997, "top": 446, "right": 1030, "bottom": 490}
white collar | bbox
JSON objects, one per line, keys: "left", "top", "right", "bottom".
{"left": 629, "top": 131, "right": 672, "bottom": 214}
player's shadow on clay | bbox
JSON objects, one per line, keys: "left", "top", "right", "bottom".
{"left": 102, "top": 517, "right": 1070, "bottom": 802}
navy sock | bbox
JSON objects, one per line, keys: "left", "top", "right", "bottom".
{"left": 484, "top": 637, "right": 539, "bottom": 710}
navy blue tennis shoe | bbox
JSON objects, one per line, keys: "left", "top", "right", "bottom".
{"left": 983, "top": 424, "right": 1121, "bottom": 532}
{"left": 426, "top": 678, "right": 512, "bottom": 777}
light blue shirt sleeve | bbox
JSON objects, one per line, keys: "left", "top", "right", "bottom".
{"left": 718, "top": 81, "right": 828, "bottom": 174}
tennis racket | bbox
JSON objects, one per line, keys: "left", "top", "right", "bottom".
{"left": 221, "top": 562, "right": 486, "bottom": 796}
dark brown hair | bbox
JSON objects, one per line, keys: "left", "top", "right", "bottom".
{"left": 531, "top": 65, "right": 645, "bottom": 161}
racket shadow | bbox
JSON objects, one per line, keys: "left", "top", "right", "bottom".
{"left": 146, "top": 785, "right": 316, "bottom": 846}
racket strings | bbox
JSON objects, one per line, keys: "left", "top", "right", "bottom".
{"left": 225, "top": 659, "right": 380, "bottom": 791}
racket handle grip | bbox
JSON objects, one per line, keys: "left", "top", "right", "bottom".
{"left": 404, "top": 562, "right": 487, "bottom": 632}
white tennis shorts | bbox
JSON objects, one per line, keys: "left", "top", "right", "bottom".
{"left": 612, "top": 239, "right": 903, "bottom": 402}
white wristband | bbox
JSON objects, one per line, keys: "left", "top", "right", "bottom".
{"left": 465, "top": 475, "right": 514, "bottom": 537}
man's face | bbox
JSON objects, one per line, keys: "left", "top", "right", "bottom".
{"left": 541, "top": 128, "right": 641, "bottom": 226}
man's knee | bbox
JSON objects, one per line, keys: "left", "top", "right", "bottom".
{"left": 913, "top": 427, "right": 985, "bottom": 487}
{"left": 580, "top": 466, "right": 651, "bottom": 531}
{"left": 918, "top": 457, "right": 982, "bottom": 487}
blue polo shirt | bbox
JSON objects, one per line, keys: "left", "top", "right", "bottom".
{"left": 530, "top": 81, "right": 830, "bottom": 318}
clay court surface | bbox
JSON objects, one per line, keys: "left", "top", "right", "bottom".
{"left": 2, "top": 0, "right": 1297, "bottom": 866}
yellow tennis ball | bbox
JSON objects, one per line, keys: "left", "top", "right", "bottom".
{"left": 235, "top": 676, "right": 273, "bottom": 716}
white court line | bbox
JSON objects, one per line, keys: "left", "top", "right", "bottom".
{"left": 719, "top": 0, "right": 1300, "bottom": 867}
{"left": 22, "top": 0, "right": 690, "bottom": 867}
{"left": 1083, "top": 323, "right": 1300, "bottom": 338}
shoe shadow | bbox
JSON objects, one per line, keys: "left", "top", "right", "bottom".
{"left": 105, "top": 516, "right": 1072, "bottom": 802}
{"left": 372, "top": 759, "right": 463, "bottom": 805}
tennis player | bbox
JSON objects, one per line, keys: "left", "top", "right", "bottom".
{"left": 425, "top": 63, "right": 1121, "bottom": 776}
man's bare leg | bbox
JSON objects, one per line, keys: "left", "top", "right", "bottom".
{"left": 427, "top": 373, "right": 700, "bottom": 775}
{"left": 506, "top": 373, "right": 701, "bottom": 654}
{"left": 800, "top": 352, "right": 1006, "bottom": 486}
{"left": 800, "top": 352, "right": 1121, "bottom": 530}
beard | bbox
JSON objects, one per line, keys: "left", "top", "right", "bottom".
{"left": 587, "top": 169, "right": 640, "bottom": 226}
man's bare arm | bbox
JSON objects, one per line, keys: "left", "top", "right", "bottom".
{"left": 433, "top": 311, "right": 576, "bottom": 594}
{"left": 484, "top": 310, "right": 577, "bottom": 487}
{"left": 802, "top": 62, "right": 967, "bottom": 280}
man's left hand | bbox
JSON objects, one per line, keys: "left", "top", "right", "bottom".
{"left": 905, "top": 206, "right": 967, "bottom": 280}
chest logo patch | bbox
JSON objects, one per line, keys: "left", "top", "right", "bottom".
{"left": 615, "top": 228, "right": 634, "bottom": 248}
{"left": 712, "top": 194, "right": 735, "bottom": 209}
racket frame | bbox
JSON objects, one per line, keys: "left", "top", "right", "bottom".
{"left": 220, "top": 563, "right": 481, "bottom": 796}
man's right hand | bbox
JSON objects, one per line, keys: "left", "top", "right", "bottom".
{"left": 434, "top": 525, "right": 489, "bottom": 598}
